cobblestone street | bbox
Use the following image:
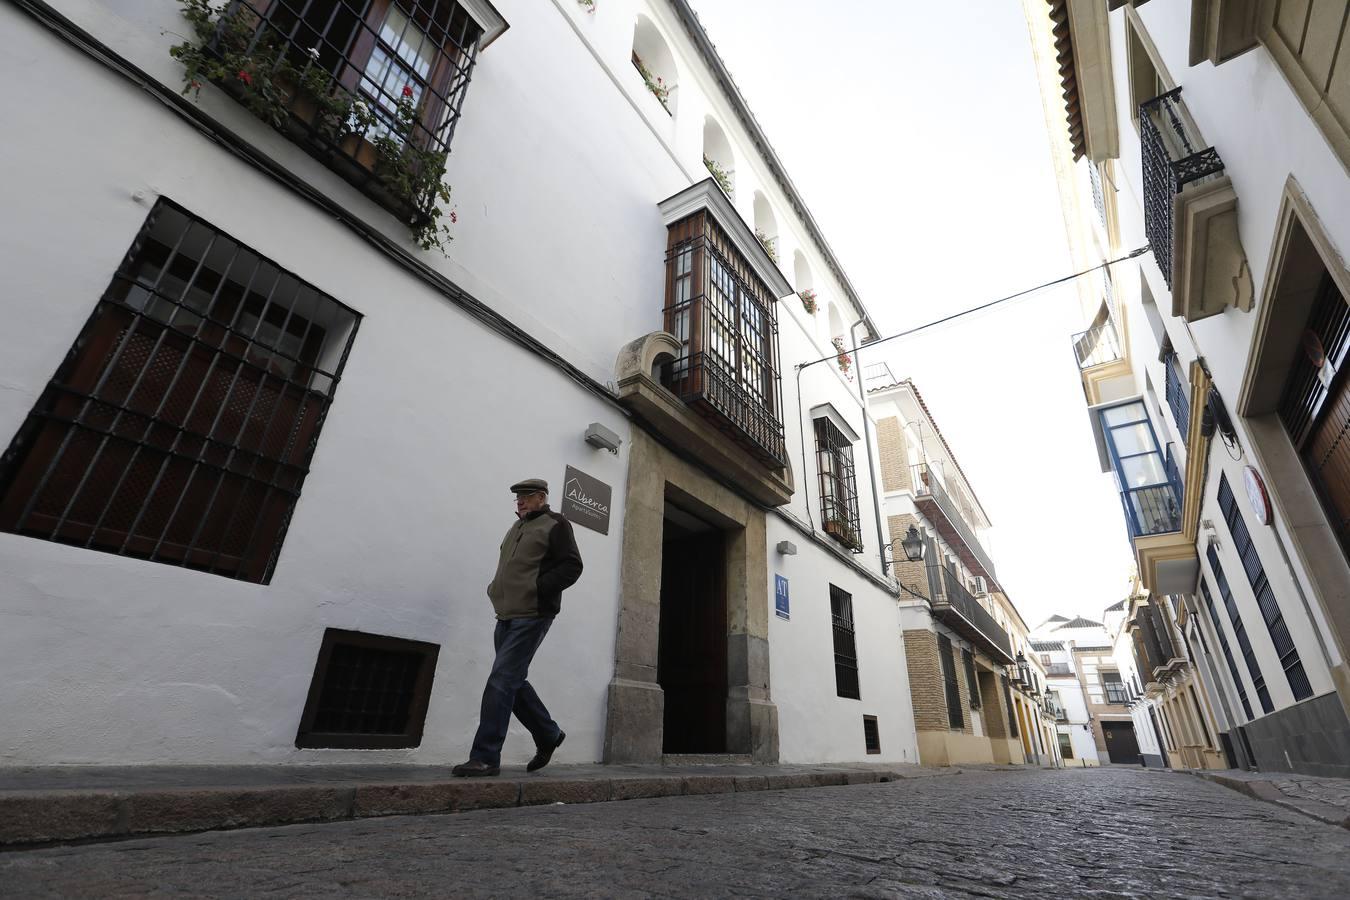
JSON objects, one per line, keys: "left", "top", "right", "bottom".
{"left": 4, "top": 767, "right": 1350, "bottom": 898}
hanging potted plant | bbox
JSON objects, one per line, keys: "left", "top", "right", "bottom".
{"left": 755, "top": 228, "right": 779, "bottom": 264}
{"left": 798, "top": 289, "right": 817, "bottom": 315}
{"left": 703, "top": 154, "right": 733, "bottom": 199}
{"left": 832, "top": 336, "right": 853, "bottom": 375}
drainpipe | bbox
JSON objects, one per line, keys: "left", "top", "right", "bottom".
{"left": 851, "top": 318, "right": 889, "bottom": 577}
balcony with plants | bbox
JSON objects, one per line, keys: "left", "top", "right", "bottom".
{"left": 168, "top": 0, "right": 500, "bottom": 253}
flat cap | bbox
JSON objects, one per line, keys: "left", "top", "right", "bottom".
{"left": 510, "top": 478, "right": 549, "bottom": 494}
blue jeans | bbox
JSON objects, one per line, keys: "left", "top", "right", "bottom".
{"left": 469, "top": 616, "right": 561, "bottom": 767}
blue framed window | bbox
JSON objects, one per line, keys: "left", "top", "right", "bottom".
{"left": 1100, "top": 401, "right": 1181, "bottom": 537}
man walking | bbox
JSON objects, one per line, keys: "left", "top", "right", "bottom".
{"left": 452, "top": 478, "right": 582, "bottom": 777}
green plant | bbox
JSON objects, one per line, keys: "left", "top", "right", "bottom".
{"left": 755, "top": 228, "right": 779, "bottom": 264}
{"left": 632, "top": 54, "right": 670, "bottom": 112}
{"left": 577, "top": 0, "right": 596, "bottom": 12}
{"left": 703, "top": 154, "right": 733, "bottom": 199}
{"left": 168, "top": 0, "right": 455, "bottom": 253}
{"left": 798, "top": 289, "right": 817, "bottom": 315}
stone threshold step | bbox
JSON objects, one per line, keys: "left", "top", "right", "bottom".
{"left": 0, "top": 768, "right": 912, "bottom": 849}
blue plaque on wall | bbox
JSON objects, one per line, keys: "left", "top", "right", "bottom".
{"left": 775, "top": 574, "right": 790, "bottom": 620}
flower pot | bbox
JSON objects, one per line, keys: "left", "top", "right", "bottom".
{"left": 338, "top": 133, "right": 380, "bottom": 171}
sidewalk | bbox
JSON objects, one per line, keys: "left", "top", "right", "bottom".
{"left": 1186, "top": 769, "right": 1350, "bottom": 829}
{"left": 0, "top": 760, "right": 967, "bottom": 848}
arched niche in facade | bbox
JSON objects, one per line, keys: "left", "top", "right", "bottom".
{"left": 753, "top": 192, "right": 778, "bottom": 263}
{"left": 702, "top": 117, "right": 735, "bottom": 200}
{"left": 632, "top": 15, "right": 678, "bottom": 117}
{"left": 828, "top": 302, "right": 846, "bottom": 343}
{"left": 793, "top": 251, "right": 813, "bottom": 293}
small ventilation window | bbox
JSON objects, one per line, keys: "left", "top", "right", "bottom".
{"left": 296, "top": 628, "right": 440, "bottom": 749}
{"left": 863, "top": 715, "right": 880, "bottom": 755}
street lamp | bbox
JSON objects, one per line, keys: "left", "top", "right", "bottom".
{"left": 898, "top": 525, "right": 925, "bottom": 562}
{"left": 1015, "top": 651, "right": 1032, "bottom": 688}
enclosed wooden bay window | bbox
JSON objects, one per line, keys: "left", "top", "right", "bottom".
{"left": 661, "top": 206, "right": 786, "bottom": 467}
{"left": 0, "top": 200, "right": 359, "bottom": 583}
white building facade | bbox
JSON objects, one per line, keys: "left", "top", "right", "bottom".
{"left": 1025, "top": 0, "right": 1350, "bottom": 777}
{"left": 0, "top": 0, "right": 923, "bottom": 768}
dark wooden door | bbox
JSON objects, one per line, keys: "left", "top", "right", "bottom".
{"left": 1102, "top": 722, "right": 1141, "bottom": 764}
{"left": 658, "top": 530, "right": 727, "bottom": 753}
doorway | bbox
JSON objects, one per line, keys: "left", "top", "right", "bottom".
{"left": 658, "top": 502, "right": 727, "bottom": 753}
{"left": 1102, "top": 721, "right": 1141, "bottom": 764}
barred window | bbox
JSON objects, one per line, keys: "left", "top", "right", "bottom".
{"left": 204, "top": 1, "right": 484, "bottom": 220}
{"left": 1002, "top": 674, "right": 1019, "bottom": 738}
{"left": 0, "top": 200, "right": 359, "bottom": 583}
{"left": 830, "top": 585, "right": 860, "bottom": 700}
{"left": 661, "top": 210, "right": 785, "bottom": 466}
{"left": 1217, "top": 475, "right": 1314, "bottom": 702}
{"left": 1102, "top": 671, "right": 1128, "bottom": 705}
{"left": 815, "top": 417, "right": 862, "bottom": 553}
{"left": 1206, "top": 546, "right": 1273, "bottom": 715}
{"left": 962, "top": 647, "right": 981, "bottom": 709}
{"left": 863, "top": 715, "right": 881, "bottom": 754}
{"left": 938, "top": 635, "right": 963, "bottom": 729}
{"left": 296, "top": 628, "right": 439, "bottom": 749}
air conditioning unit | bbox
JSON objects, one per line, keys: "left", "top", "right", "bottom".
{"left": 969, "top": 576, "right": 988, "bottom": 596}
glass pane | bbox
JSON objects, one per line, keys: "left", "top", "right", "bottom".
{"left": 1121, "top": 454, "right": 1166, "bottom": 487}
{"left": 1110, "top": 422, "right": 1155, "bottom": 456}
{"left": 1101, "top": 402, "right": 1146, "bottom": 427}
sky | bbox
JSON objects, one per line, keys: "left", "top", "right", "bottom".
{"left": 688, "top": 0, "right": 1138, "bottom": 627}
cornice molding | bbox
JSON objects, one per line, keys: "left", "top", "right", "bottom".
{"left": 658, "top": 178, "right": 794, "bottom": 298}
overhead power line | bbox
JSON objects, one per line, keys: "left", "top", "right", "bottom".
{"left": 796, "top": 246, "right": 1151, "bottom": 371}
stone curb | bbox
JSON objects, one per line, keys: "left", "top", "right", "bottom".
{"left": 1190, "top": 772, "right": 1350, "bottom": 831}
{"left": 0, "top": 769, "right": 910, "bottom": 848}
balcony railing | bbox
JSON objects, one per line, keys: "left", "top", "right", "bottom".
{"left": 1164, "top": 354, "right": 1191, "bottom": 444}
{"left": 911, "top": 463, "right": 999, "bottom": 585}
{"left": 1071, "top": 321, "right": 1122, "bottom": 369}
{"left": 933, "top": 567, "right": 1014, "bottom": 664}
{"left": 1045, "top": 663, "right": 1074, "bottom": 677}
{"left": 1119, "top": 448, "right": 1183, "bottom": 539}
{"left": 1140, "top": 88, "right": 1226, "bottom": 289}
{"left": 863, "top": 362, "right": 899, "bottom": 389}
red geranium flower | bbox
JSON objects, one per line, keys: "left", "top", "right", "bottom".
{"left": 402, "top": 84, "right": 414, "bottom": 98}
{"left": 237, "top": 70, "right": 253, "bottom": 86}
{"left": 450, "top": 210, "right": 458, "bottom": 224}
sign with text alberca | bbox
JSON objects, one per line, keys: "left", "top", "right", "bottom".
{"left": 561, "top": 465, "right": 612, "bottom": 535}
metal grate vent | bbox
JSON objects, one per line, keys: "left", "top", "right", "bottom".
{"left": 296, "top": 628, "right": 440, "bottom": 749}
{"left": 863, "top": 715, "right": 880, "bottom": 755}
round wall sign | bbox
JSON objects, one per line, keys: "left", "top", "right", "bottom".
{"left": 1244, "top": 466, "right": 1272, "bottom": 526}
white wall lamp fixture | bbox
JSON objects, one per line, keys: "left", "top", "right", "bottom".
{"left": 584, "top": 422, "right": 622, "bottom": 454}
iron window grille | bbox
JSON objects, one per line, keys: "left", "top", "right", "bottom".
{"left": 962, "top": 647, "right": 982, "bottom": 709}
{"left": 194, "top": 0, "right": 482, "bottom": 225}
{"left": 1217, "top": 475, "right": 1314, "bottom": 701}
{"left": 1088, "top": 161, "right": 1107, "bottom": 229}
{"left": 295, "top": 628, "right": 440, "bottom": 748}
{"left": 938, "top": 634, "right": 964, "bottom": 730}
{"left": 661, "top": 211, "right": 786, "bottom": 466}
{"left": 1139, "top": 88, "right": 1226, "bottom": 289}
{"left": 1070, "top": 320, "right": 1122, "bottom": 369}
{"left": 0, "top": 199, "right": 360, "bottom": 584}
{"left": 1164, "top": 351, "right": 1191, "bottom": 444}
{"left": 1002, "top": 674, "right": 1019, "bottom": 738}
{"left": 1102, "top": 671, "right": 1129, "bottom": 705}
{"left": 830, "top": 585, "right": 860, "bottom": 700}
{"left": 1279, "top": 273, "right": 1350, "bottom": 449}
{"left": 815, "top": 418, "right": 862, "bottom": 553}
{"left": 1206, "top": 545, "right": 1273, "bottom": 715}
{"left": 863, "top": 715, "right": 881, "bottom": 755}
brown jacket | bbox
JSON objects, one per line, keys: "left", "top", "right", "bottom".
{"left": 487, "top": 507, "right": 583, "bottom": 619}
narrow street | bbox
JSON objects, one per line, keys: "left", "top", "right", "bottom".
{"left": 5, "top": 767, "right": 1349, "bottom": 898}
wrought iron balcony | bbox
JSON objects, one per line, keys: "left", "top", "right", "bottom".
{"left": 910, "top": 463, "right": 999, "bottom": 587}
{"left": 1071, "top": 321, "right": 1122, "bottom": 369}
{"left": 1045, "top": 663, "right": 1074, "bottom": 677}
{"left": 933, "top": 567, "right": 1014, "bottom": 665}
{"left": 1140, "top": 88, "right": 1226, "bottom": 290}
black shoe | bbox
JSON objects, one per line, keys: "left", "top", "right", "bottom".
{"left": 527, "top": 731, "right": 566, "bottom": 773}
{"left": 452, "top": 760, "right": 500, "bottom": 777}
